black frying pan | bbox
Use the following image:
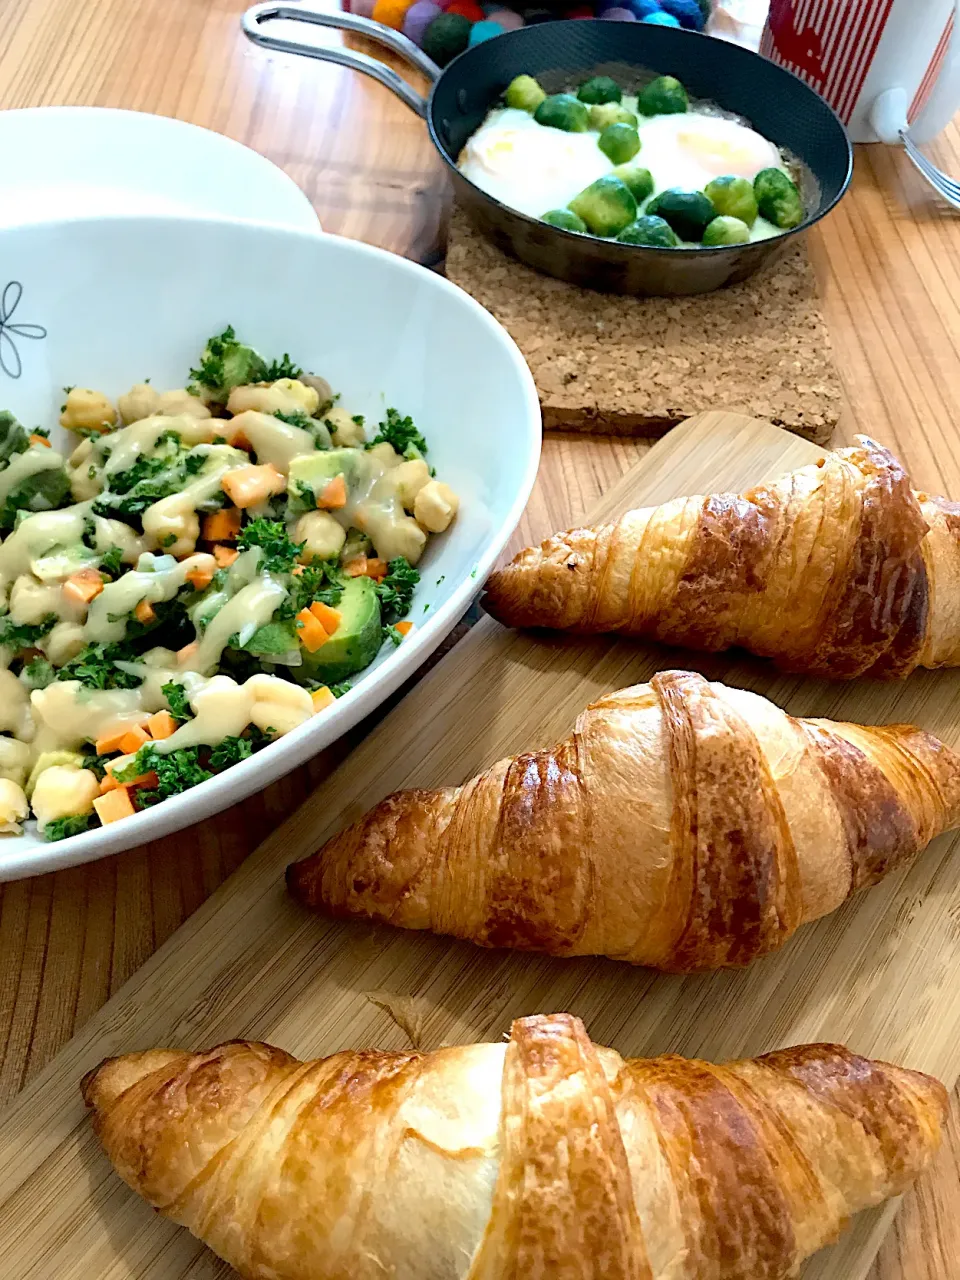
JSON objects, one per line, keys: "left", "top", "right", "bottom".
{"left": 242, "top": 7, "right": 852, "bottom": 296}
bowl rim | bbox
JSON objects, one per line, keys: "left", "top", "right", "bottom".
{"left": 0, "top": 212, "right": 543, "bottom": 881}
{"left": 428, "top": 21, "right": 854, "bottom": 260}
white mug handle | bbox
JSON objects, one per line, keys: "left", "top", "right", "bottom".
{"left": 870, "top": 0, "right": 960, "bottom": 143}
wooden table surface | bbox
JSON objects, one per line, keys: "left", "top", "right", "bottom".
{"left": 1, "top": 1, "right": 959, "bottom": 1276}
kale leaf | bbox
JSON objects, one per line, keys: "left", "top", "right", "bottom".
{"left": 0, "top": 614, "right": 57, "bottom": 650}
{"left": 236, "top": 517, "right": 304, "bottom": 574}
{"left": 56, "top": 642, "right": 142, "bottom": 690}
{"left": 375, "top": 557, "right": 420, "bottom": 626}
{"left": 161, "top": 680, "right": 192, "bottom": 722}
{"left": 44, "top": 813, "right": 96, "bottom": 842}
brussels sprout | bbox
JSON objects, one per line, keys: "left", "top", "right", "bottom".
{"left": 577, "top": 75, "right": 622, "bottom": 105}
{"left": 637, "top": 75, "right": 689, "bottom": 117}
{"left": 588, "top": 102, "right": 638, "bottom": 131}
{"left": 598, "top": 122, "right": 641, "bottom": 164}
{"left": 568, "top": 175, "right": 638, "bottom": 237}
{"left": 703, "top": 175, "right": 758, "bottom": 226}
{"left": 611, "top": 164, "right": 654, "bottom": 204}
{"left": 542, "top": 208, "right": 588, "bottom": 233}
{"left": 616, "top": 215, "right": 680, "bottom": 247}
{"left": 534, "top": 93, "right": 590, "bottom": 133}
{"left": 645, "top": 188, "right": 716, "bottom": 240}
{"left": 702, "top": 215, "right": 751, "bottom": 246}
{"left": 754, "top": 167, "right": 804, "bottom": 229}
{"left": 505, "top": 74, "right": 546, "bottom": 113}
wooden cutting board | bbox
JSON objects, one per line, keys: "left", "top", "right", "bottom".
{"left": 1, "top": 410, "right": 959, "bottom": 1280}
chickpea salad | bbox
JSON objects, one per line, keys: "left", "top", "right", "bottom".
{"left": 458, "top": 72, "right": 806, "bottom": 248}
{"left": 0, "top": 328, "right": 459, "bottom": 842}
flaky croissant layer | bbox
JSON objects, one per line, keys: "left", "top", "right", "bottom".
{"left": 83, "top": 1014, "right": 947, "bottom": 1280}
{"left": 483, "top": 437, "right": 960, "bottom": 679}
{"left": 288, "top": 672, "right": 960, "bottom": 972}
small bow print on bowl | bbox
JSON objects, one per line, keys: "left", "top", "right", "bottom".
{"left": 0, "top": 282, "right": 47, "bottom": 379}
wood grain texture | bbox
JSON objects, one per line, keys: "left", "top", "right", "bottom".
{"left": 0, "top": 412, "right": 958, "bottom": 1280}
{"left": 0, "top": 0, "right": 959, "bottom": 1275}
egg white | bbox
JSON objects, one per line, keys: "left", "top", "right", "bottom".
{"left": 457, "top": 101, "right": 793, "bottom": 243}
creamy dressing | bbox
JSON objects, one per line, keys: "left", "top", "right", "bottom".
{"left": 99, "top": 414, "right": 213, "bottom": 477}
{"left": 190, "top": 577, "right": 286, "bottom": 673}
{"left": 83, "top": 551, "right": 216, "bottom": 644}
{"left": 228, "top": 410, "right": 318, "bottom": 474}
{"left": 30, "top": 681, "right": 150, "bottom": 751}
{"left": 0, "top": 447, "right": 64, "bottom": 504}
{"left": 0, "top": 504, "right": 92, "bottom": 588}
{"left": 139, "top": 443, "right": 248, "bottom": 528}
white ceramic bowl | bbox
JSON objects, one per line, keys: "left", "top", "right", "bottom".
{"left": 0, "top": 215, "right": 541, "bottom": 880}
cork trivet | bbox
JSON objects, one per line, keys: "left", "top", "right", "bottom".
{"left": 446, "top": 209, "right": 841, "bottom": 444}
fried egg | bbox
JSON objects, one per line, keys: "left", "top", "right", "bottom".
{"left": 457, "top": 101, "right": 791, "bottom": 242}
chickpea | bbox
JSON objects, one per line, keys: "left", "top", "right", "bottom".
{"left": 366, "top": 441, "right": 402, "bottom": 471}
{"left": 66, "top": 437, "right": 102, "bottom": 502}
{"left": 9, "top": 574, "right": 64, "bottom": 625}
{"left": 226, "top": 380, "right": 317, "bottom": 418}
{"left": 247, "top": 675, "right": 314, "bottom": 737}
{"left": 0, "top": 738, "right": 31, "bottom": 788}
{"left": 0, "top": 778, "right": 28, "bottom": 834}
{"left": 59, "top": 387, "right": 117, "bottom": 436}
{"left": 142, "top": 495, "right": 200, "bottom": 558}
{"left": 44, "top": 621, "right": 87, "bottom": 665}
{"left": 117, "top": 382, "right": 161, "bottom": 425}
{"left": 0, "top": 670, "right": 34, "bottom": 740}
{"left": 92, "top": 516, "right": 146, "bottom": 565}
{"left": 325, "top": 406, "right": 366, "bottom": 448}
{"left": 371, "top": 515, "right": 427, "bottom": 566}
{"left": 294, "top": 510, "right": 346, "bottom": 562}
{"left": 157, "top": 389, "right": 212, "bottom": 420}
{"left": 271, "top": 378, "right": 320, "bottom": 416}
{"left": 392, "top": 458, "right": 431, "bottom": 511}
{"left": 31, "top": 764, "right": 99, "bottom": 832}
{"left": 414, "top": 480, "right": 460, "bottom": 534}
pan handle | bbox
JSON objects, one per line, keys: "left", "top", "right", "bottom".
{"left": 241, "top": 3, "right": 441, "bottom": 119}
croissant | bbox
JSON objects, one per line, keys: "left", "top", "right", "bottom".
{"left": 482, "top": 436, "right": 960, "bottom": 679}
{"left": 287, "top": 671, "right": 960, "bottom": 972}
{"left": 82, "top": 1012, "right": 946, "bottom": 1280}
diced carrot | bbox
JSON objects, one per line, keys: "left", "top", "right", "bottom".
{"left": 134, "top": 599, "right": 156, "bottom": 625}
{"left": 147, "top": 710, "right": 177, "bottom": 740}
{"left": 311, "top": 686, "right": 336, "bottom": 713}
{"left": 344, "top": 556, "right": 368, "bottom": 577}
{"left": 365, "top": 558, "right": 388, "bottom": 581}
{"left": 220, "top": 463, "right": 285, "bottom": 509}
{"left": 394, "top": 620, "right": 415, "bottom": 637}
{"left": 296, "top": 608, "right": 329, "bottom": 653}
{"left": 202, "top": 507, "right": 242, "bottom": 543}
{"left": 213, "top": 544, "right": 239, "bottom": 567}
{"left": 177, "top": 641, "right": 199, "bottom": 665}
{"left": 62, "top": 566, "right": 104, "bottom": 605}
{"left": 99, "top": 772, "right": 120, "bottom": 794}
{"left": 185, "top": 561, "right": 215, "bottom": 591}
{"left": 93, "top": 787, "right": 137, "bottom": 825}
{"left": 309, "top": 601, "right": 342, "bottom": 634}
{"left": 29, "top": 433, "right": 51, "bottom": 448}
{"left": 95, "top": 722, "right": 145, "bottom": 755}
{"left": 291, "top": 563, "right": 305, "bottom": 577}
{"left": 104, "top": 763, "right": 159, "bottom": 788}
{"left": 118, "top": 724, "right": 151, "bottom": 755}
{"left": 317, "top": 474, "right": 347, "bottom": 510}
{"left": 230, "top": 429, "right": 252, "bottom": 452}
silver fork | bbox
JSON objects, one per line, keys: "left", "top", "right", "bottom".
{"left": 871, "top": 86, "right": 960, "bottom": 211}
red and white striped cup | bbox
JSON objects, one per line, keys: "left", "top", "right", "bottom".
{"left": 761, "top": 0, "right": 960, "bottom": 143}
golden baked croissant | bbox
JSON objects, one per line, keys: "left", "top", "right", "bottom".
{"left": 287, "top": 671, "right": 960, "bottom": 972}
{"left": 483, "top": 436, "right": 960, "bottom": 679}
{"left": 82, "top": 1012, "right": 947, "bottom": 1280}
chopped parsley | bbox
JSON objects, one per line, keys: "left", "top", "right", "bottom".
{"left": 383, "top": 624, "right": 403, "bottom": 647}
{"left": 161, "top": 680, "right": 192, "bottom": 722}
{"left": 369, "top": 408, "right": 427, "bottom": 459}
{"left": 80, "top": 751, "right": 114, "bottom": 781}
{"left": 56, "top": 641, "right": 142, "bottom": 690}
{"left": 375, "top": 557, "right": 420, "bottom": 626}
{"left": 118, "top": 744, "right": 212, "bottom": 804}
{"left": 21, "top": 656, "right": 54, "bottom": 689}
{"left": 45, "top": 813, "right": 95, "bottom": 842}
{"left": 329, "top": 681, "right": 352, "bottom": 698}
{"left": 0, "top": 614, "right": 56, "bottom": 650}
{"left": 237, "top": 518, "right": 304, "bottom": 574}
{"left": 99, "top": 546, "right": 124, "bottom": 578}
{"left": 208, "top": 727, "right": 270, "bottom": 770}
{"left": 282, "top": 557, "right": 345, "bottom": 617}
{"left": 273, "top": 409, "right": 313, "bottom": 430}
{"left": 262, "top": 353, "right": 303, "bottom": 382}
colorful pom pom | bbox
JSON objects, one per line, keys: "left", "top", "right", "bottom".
{"left": 421, "top": 11, "right": 472, "bottom": 63}
{"left": 372, "top": 0, "right": 416, "bottom": 29}
{"left": 351, "top": 0, "right": 378, "bottom": 15}
{"left": 520, "top": 6, "right": 554, "bottom": 21}
{"left": 565, "top": 3, "right": 595, "bottom": 14}
{"left": 658, "top": 0, "right": 705, "bottom": 28}
{"left": 403, "top": 0, "right": 442, "bottom": 43}
{"left": 469, "top": 17, "right": 503, "bottom": 40}
{"left": 486, "top": 6, "right": 524, "bottom": 25}
{"left": 601, "top": 6, "right": 637, "bottom": 17}
{"left": 625, "top": 0, "right": 660, "bottom": 15}
{"left": 641, "top": 9, "right": 681, "bottom": 23}
{"left": 446, "top": 0, "right": 485, "bottom": 17}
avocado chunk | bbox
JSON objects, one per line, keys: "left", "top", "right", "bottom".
{"left": 287, "top": 448, "right": 362, "bottom": 513}
{"left": 296, "top": 576, "right": 382, "bottom": 684}
{"left": 241, "top": 620, "right": 301, "bottom": 656}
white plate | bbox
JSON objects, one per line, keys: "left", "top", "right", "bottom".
{"left": 0, "top": 214, "right": 541, "bottom": 881}
{"left": 0, "top": 107, "right": 319, "bottom": 230}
